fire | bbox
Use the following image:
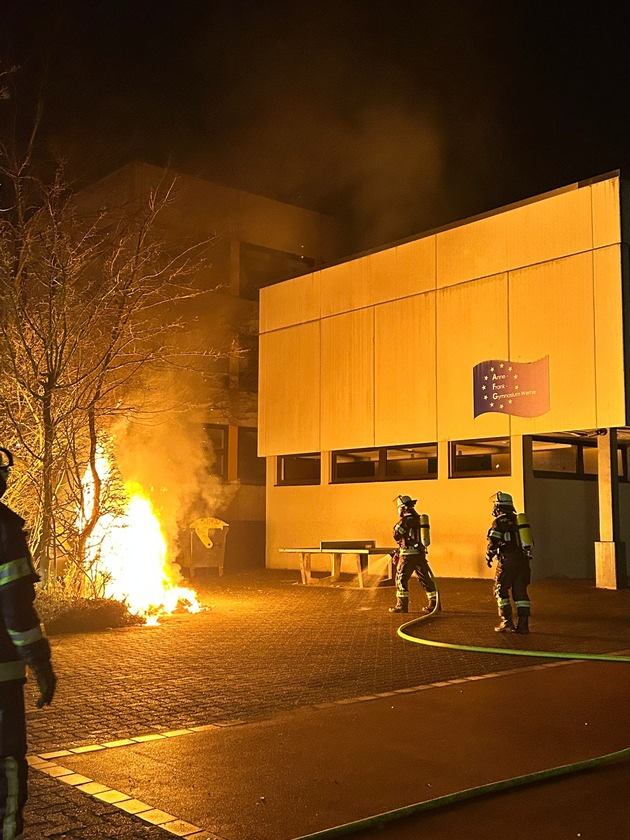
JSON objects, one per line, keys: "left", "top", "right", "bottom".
{"left": 80, "top": 450, "right": 202, "bottom": 623}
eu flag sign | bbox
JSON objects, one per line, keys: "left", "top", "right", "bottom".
{"left": 473, "top": 356, "right": 550, "bottom": 418}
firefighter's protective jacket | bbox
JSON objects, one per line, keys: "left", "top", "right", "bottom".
{"left": 393, "top": 510, "right": 424, "bottom": 556}
{"left": 486, "top": 512, "right": 521, "bottom": 562}
{"left": 0, "top": 502, "right": 52, "bottom": 687}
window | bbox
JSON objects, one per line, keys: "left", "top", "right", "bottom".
{"left": 532, "top": 436, "right": 627, "bottom": 480}
{"left": 237, "top": 427, "right": 266, "bottom": 485}
{"left": 332, "top": 443, "right": 438, "bottom": 483}
{"left": 204, "top": 424, "right": 228, "bottom": 481}
{"left": 450, "top": 438, "right": 511, "bottom": 478}
{"left": 277, "top": 453, "right": 321, "bottom": 485}
{"left": 532, "top": 439, "right": 578, "bottom": 475}
{"left": 239, "top": 243, "right": 315, "bottom": 301}
{"left": 385, "top": 445, "right": 438, "bottom": 480}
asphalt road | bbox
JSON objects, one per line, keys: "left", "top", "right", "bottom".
{"left": 21, "top": 572, "right": 630, "bottom": 839}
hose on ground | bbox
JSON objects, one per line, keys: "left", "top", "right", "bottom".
{"left": 291, "top": 577, "right": 630, "bottom": 840}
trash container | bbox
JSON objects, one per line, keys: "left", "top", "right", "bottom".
{"left": 188, "top": 517, "right": 229, "bottom": 577}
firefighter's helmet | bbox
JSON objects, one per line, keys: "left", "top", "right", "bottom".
{"left": 395, "top": 494, "right": 417, "bottom": 516}
{"left": 491, "top": 490, "right": 515, "bottom": 516}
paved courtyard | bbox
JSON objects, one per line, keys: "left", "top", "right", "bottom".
{"left": 21, "top": 571, "right": 630, "bottom": 838}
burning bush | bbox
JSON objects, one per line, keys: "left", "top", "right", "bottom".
{"left": 35, "top": 588, "right": 145, "bottom": 636}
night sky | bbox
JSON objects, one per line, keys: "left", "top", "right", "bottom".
{"left": 3, "top": 0, "right": 630, "bottom": 249}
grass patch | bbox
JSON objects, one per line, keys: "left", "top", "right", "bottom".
{"left": 35, "top": 588, "right": 144, "bottom": 635}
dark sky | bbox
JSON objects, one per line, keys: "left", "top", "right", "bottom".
{"left": 3, "top": 0, "right": 630, "bottom": 249}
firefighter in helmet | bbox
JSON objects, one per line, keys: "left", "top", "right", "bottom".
{"left": 486, "top": 490, "right": 532, "bottom": 634}
{"left": 0, "top": 448, "right": 57, "bottom": 839}
{"left": 389, "top": 495, "right": 438, "bottom": 614}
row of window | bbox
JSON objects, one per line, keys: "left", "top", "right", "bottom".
{"left": 276, "top": 437, "right": 629, "bottom": 485}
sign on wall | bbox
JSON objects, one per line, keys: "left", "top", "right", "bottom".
{"left": 473, "top": 356, "right": 550, "bottom": 418}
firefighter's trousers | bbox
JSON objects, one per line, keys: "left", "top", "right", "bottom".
{"left": 494, "top": 550, "right": 531, "bottom": 617}
{"left": 0, "top": 681, "right": 27, "bottom": 840}
{"left": 395, "top": 551, "right": 436, "bottom": 608}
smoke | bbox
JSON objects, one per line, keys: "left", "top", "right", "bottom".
{"left": 2, "top": 0, "right": 513, "bottom": 250}
{"left": 110, "top": 372, "right": 237, "bottom": 558}
{"left": 184, "top": 0, "right": 510, "bottom": 250}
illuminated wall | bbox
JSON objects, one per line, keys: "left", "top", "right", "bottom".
{"left": 259, "top": 174, "right": 627, "bottom": 579}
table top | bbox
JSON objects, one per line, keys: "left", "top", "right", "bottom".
{"left": 279, "top": 547, "right": 396, "bottom": 554}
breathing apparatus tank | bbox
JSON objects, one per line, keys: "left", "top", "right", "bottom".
{"left": 419, "top": 513, "right": 431, "bottom": 547}
{"left": 516, "top": 512, "right": 533, "bottom": 549}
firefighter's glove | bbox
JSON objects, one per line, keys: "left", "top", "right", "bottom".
{"left": 486, "top": 555, "right": 494, "bottom": 568}
{"left": 33, "top": 661, "right": 57, "bottom": 708}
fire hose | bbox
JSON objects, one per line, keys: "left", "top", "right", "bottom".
{"left": 292, "top": 573, "right": 630, "bottom": 840}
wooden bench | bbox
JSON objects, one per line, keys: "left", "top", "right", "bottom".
{"left": 279, "top": 541, "right": 395, "bottom": 588}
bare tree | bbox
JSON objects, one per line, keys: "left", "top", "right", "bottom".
{"left": 0, "top": 134, "right": 224, "bottom": 587}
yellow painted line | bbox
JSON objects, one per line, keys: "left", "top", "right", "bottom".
{"left": 116, "top": 799, "right": 154, "bottom": 814}
{"left": 102, "top": 738, "right": 136, "bottom": 748}
{"left": 38, "top": 750, "right": 73, "bottom": 760}
{"left": 138, "top": 808, "right": 177, "bottom": 825}
{"left": 132, "top": 734, "right": 167, "bottom": 743}
{"left": 93, "top": 789, "right": 130, "bottom": 804}
{"left": 59, "top": 773, "right": 92, "bottom": 785}
{"left": 39, "top": 765, "right": 74, "bottom": 777}
{"left": 71, "top": 745, "right": 105, "bottom": 754}
{"left": 161, "top": 819, "right": 204, "bottom": 836}
{"left": 162, "top": 730, "right": 194, "bottom": 737}
{"left": 76, "top": 782, "right": 110, "bottom": 795}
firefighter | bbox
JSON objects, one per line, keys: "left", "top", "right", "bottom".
{"left": 486, "top": 490, "right": 532, "bottom": 634}
{"left": 388, "top": 495, "right": 438, "bottom": 614}
{"left": 0, "top": 448, "right": 57, "bottom": 840}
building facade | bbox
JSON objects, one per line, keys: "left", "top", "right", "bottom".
{"left": 259, "top": 172, "right": 630, "bottom": 587}
{"left": 79, "top": 161, "right": 348, "bottom": 570}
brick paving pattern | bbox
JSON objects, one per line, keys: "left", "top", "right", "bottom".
{"left": 21, "top": 572, "right": 630, "bottom": 839}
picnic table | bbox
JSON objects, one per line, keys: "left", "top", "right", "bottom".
{"left": 279, "top": 541, "right": 396, "bottom": 588}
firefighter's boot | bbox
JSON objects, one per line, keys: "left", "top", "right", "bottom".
{"left": 422, "top": 594, "right": 441, "bottom": 614}
{"left": 389, "top": 595, "right": 408, "bottom": 614}
{"left": 515, "top": 613, "right": 530, "bottom": 634}
{"left": 495, "top": 604, "right": 515, "bottom": 632}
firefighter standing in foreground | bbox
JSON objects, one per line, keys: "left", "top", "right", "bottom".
{"left": 389, "top": 495, "right": 438, "bottom": 614}
{"left": 0, "top": 448, "right": 57, "bottom": 840}
{"left": 486, "top": 491, "right": 533, "bottom": 634}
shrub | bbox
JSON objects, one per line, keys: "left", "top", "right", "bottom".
{"left": 35, "top": 588, "right": 144, "bottom": 635}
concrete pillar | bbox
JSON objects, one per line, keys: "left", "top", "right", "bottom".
{"left": 595, "top": 428, "right": 627, "bottom": 589}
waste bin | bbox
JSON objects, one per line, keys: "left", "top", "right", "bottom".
{"left": 188, "top": 517, "right": 229, "bottom": 577}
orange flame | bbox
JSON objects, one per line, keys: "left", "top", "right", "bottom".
{"left": 80, "top": 451, "right": 201, "bottom": 623}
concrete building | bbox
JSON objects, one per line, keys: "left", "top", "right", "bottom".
{"left": 78, "top": 161, "right": 349, "bottom": 570}
{"left": 259, "top": 171, "right": 629, "bottom": 588}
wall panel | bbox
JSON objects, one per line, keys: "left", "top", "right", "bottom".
{"left": 321, "top": 309, "right": 374, "bottom": 450}
{"left": 259, "top": 323, "right": 320, "bottom": 456}
{"left": 320, "top": 256, "right": 375, "bottom": 317}
{"left": 260, "top": 272, "right": 321, "bottom": 333}
{"left": 437, "top": 186, "right": 594, "bottom": 288}
{"left": 591, "top": 178, "right": 621, "bottom": 249}
{"left": 374, "top": 293, "right": 437, "bottom": 445}
{"left": 436, "top": 275, "right": 510, "bottom": 441}
{"left": 370, "top": 237, "right": 436, "bottom": 306}
{"left": 509, "top": 252, "right": 596, "bottom": 435}
{"left": 593, "top": 245, "right": 626, "bottom": 426}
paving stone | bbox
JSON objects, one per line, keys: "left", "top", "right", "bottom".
{"left": 19, "top": 572, "right": 630, "bottom": 839}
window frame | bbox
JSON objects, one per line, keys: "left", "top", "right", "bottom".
{"left": 276, "top": 453, "right": 322, "bottom": 486}
{"left": 449, "top": 437, "right": 511, "bottom": 479}
{"left": 204, "top": 423, "right": 229, "bottom": 482}
{"left": 531, "top": 435, "right": 629, "bottom": 482}
{"left": 331, "top": 443, "right": 438, "bottom": 484}
{"left": 237, "top": 427, "right": 266, "bottom": 486}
